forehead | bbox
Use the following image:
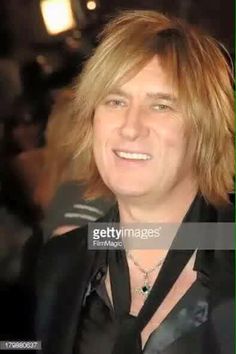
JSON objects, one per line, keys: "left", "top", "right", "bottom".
{"left": 118, "top": 56, "right": 175, "bottom": 96}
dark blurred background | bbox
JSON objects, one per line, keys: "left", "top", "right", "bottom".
{"left": 0, "top": 0, "right": 234, "bottom": 343}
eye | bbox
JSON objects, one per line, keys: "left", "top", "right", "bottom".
{"left": 152, "top": 104, "right": 172, "bottom": 112}
{"left": 104, "top": 98, "right": 127, "bottom": 108}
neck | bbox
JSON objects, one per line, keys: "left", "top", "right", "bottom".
{"left": 117, "top": 181, "right": 198, "bottom": 224}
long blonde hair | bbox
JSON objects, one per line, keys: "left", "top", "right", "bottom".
{"left": 68, "top": 10, "right": 234, "bottom": 206}
{"left": 34, "top": 89, "right": 79, "bottom": 208}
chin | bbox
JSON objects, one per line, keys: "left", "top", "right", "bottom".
{"left": 109, "top": 185, "right": 150, "bottom": 199}
{"left": 103, "top": 175, "right": 156, "bottom": 198}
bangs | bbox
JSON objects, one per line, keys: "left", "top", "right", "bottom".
{"left": 93, "top": 26, "right": 196, "bottom": 116}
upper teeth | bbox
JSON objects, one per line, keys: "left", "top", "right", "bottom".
{"left": 116, "top": 151, "right": 151, "bottom": 160}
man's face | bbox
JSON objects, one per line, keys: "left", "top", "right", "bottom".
{"left": 93, "top": 56, "right": 196, "bottom": 203}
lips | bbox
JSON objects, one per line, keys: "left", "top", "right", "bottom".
{"left": 114, "top": 150, "right": 152, "bottom": 161}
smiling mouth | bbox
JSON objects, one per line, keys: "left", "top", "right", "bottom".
{"left": 114, "top": 150, "right": 152, "bottom": 161}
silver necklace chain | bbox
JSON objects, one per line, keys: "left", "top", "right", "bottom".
{"left": 127, "top": 252, "right": 165, "bottom": 298}
{"left": 127, "top": 252, "right": 164, "bottom": 275}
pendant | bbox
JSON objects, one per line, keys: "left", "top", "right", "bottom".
{"left": 136, "top": 277, "right": 152, "bottom": 298}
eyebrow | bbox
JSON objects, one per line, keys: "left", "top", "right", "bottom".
{"left": 107, "top": 88, "right": 177, "bottom": 102}
{"left": 146, "top": 92, "right": 177, "bottom": 102}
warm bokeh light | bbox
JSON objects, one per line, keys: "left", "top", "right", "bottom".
{"left": 40, "top": 0, "right": 76, "bottom": 35}
{"left": 86, "top": 1, "right": 97, "bottom": 10}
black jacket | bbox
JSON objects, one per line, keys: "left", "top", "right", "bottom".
{"left": 35, "top": 199, "right": 234, "bottom": 354}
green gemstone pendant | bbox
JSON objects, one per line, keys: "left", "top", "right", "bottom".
{"left": 141, "top": 284, "right": 151, "bottom": 295}
{"left": 136, "top": 276, "right": 152, "bottom": 298}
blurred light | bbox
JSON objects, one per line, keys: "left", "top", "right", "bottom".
{"left": 36, "top": 55, "right": 46, "bottom": 65}
{"left": 40, "top": 0, "right": 76, "bottom": 35}
{"left": 65, "top": 36, "right": 80, "bottom": 49}
{"left": 86, "top": 1, "right": 96, "bottom": 10}
{"left": 36, "top": 55, "right": 53, "bottom": 74}
{"left": 73, "top": 30, "right": 81, "bottom": 39}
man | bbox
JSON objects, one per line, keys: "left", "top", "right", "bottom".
{"left": 35, "top": 10, "right": 234, "bottom": 354}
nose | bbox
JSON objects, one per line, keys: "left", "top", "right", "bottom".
{"left": 118, "top": 106, "right": 149, "bottom": 141}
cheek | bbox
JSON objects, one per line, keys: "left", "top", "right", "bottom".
{"left": 93, "top": 114, "right": 113, "bottom": 166}
{"left": 93, "top": 118, "right": 107, "bottom": 152}
{"left": 93, "top": 114, "right": 103, "bottom": 140}
{"left": 93, "top": 116, "right": 103, "bottom": 161}
{"left": 157, "top": 124, "right": 185, "bottom": 149}
{"left": 93, "top": 110, "right": 115, "bottom": 141}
